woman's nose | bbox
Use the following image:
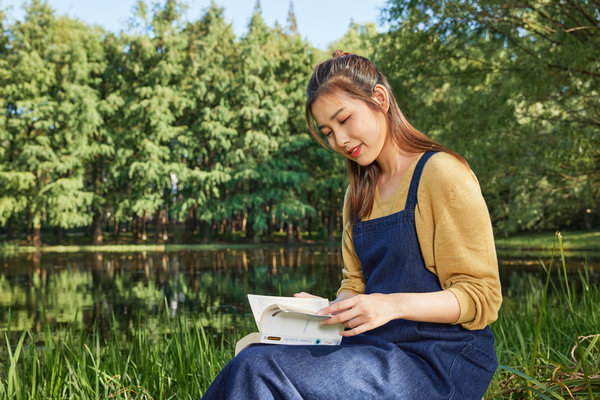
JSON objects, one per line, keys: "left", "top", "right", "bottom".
{"left": 333, "top": 128, "right": 350, "bottom": 148}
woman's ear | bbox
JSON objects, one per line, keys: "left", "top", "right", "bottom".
{"left": 372, "top": 84, "right": 390, "bottom": 113}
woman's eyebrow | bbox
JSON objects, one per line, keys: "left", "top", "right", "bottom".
{"left": 317, "top": 108, "right": 345, "bottom": 130}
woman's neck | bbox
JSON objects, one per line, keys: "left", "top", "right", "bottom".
{"left": 376, "top": 141, "right": 420, "bottom": 180}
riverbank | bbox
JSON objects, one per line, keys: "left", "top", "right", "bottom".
{"left": 2, "top": 230, "right": 599, "bottom": 257}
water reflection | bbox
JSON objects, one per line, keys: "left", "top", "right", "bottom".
{"left": 0, "top": 247, "right": 345, "bottom": 341}
{"left": 0, "top": 248, "right": 597, "bottom": 342}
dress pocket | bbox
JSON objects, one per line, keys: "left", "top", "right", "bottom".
{"left": 449, "top": 343, "right": 498, "bottom": 400}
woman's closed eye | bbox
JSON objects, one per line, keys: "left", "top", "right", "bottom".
{"left": 321, "top": 115, "right": 350, "bottom": 138}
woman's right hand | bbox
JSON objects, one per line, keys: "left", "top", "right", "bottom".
{"left": 294, "top": 291, "right": 358, "bottom": 323}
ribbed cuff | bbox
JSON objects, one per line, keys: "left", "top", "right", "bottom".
{"left": 447, "top": 287, "right": 476, "bottom": 325}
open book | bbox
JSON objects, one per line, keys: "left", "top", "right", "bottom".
{"left": 235, "top": 294, "right": 343, "bottom": 356}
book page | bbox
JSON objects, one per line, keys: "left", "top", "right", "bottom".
{"left": 247, "top": 294, "right": 329, "bottom": 327}
{"left": 260, "top": 309, "right": 341, "bottom": 341}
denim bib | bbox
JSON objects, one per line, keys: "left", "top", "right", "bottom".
{"left": 202, "top": 152, "right": 498, "bottom": 400}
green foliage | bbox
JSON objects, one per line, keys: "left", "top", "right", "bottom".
{"left": 0, "top": 1, "right": 105, "bottom": 241}
{"left": 0, "top": 1, "right": 339, "bottom": 244}
{"left": 0, "top": 0, "right": 597, "bottom": 244}
{"left": 379, "top": 0, "right": 600, "bottom": 235}
{"left": 489, "top": 234, "right": 600, "bottom": 398}
{"left": 0, "top": 311, "right": 239, "bottom": 398}
{"left": 328, "top": 21, "right": 379, "bottom": 58}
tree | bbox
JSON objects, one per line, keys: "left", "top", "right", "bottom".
{"left": 380, "top": 0, "right": 600, "bottom": 233}
{"left": 286, "top": 1, "right": 298, "bottom": 35}
{"left": 116, "top": 0, "right": 188, "bottom": 241}
{"left": 174, "top": 2, "right": 237, "bottom": 241}
{"left": 1, "top": 1, "right": 101, "bottom": 245}
{"left": 328, "top": 21, "right": 378, "bottom": 58}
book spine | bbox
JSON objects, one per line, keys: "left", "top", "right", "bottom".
{"left": 260, "top": 335, "right": 341, "bottom": 346}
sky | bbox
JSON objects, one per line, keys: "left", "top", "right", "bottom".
{"left": 2, "top": 0, "right": 390, "bottom": 50}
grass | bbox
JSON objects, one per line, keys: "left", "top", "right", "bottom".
{"left": 0, "top": 229, "right": 342, "bottom": 253}
{"left": 0, "top": 237, "right": 338, "bottom": 255}
{"left": 3, "top": 229, "right": 598, "bottom": 255}
{"left": 495, "top": 230, "right": 600, "bottom": 259}
{"left": 1, "top": 309, "right": 242, "bottom": 399}
{"left": 1, "top": 233, "right": 599, "bottom": 399}
{"left": 496, "top": 230, "right": 600, "bottom": 250}
{"left": 489, "top": 233, "right": 600, "bottom": 399}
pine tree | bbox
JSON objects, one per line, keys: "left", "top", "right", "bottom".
{"left": 1, "top": 1, "right": 101, "bottom": 245}
{"left": 286, "top": 1, "right": 298, "bottom": 35}
{"left": 328, "top": 22, "right": 378, "bottom": 57}
{"left": 116, "top": 0, "right": 187, "bottom": 241}
{"left": 174, "top": 2, "right": 237, "bottom": 241}
{"left": 52, "top": 16, "right": 106, "bottom": 243}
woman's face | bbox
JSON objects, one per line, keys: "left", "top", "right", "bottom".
{"left": 311, "top": 87, "right": 389, "bottom": 166}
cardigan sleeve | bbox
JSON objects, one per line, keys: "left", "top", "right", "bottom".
{"left": 337, "top": 186, "right": 366, "bottom": 296}
{"left": 415, "top": 153, "right": 502, "bottom": 330}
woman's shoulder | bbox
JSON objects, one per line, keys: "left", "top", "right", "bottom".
{"left": 425, "top": 152, "right": 478, "bottom": 182}
{"left": 420, "top": 151, "right": 481, "bottom": 198}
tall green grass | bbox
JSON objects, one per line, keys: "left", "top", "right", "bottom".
{"left": 489, "top": 233, "right": 599, "bottom": 399}
{"left": 0, "top": 309, "right": 238, "bottom": 399}
{"left": 1, "top": 233, "right": 598, "bottom": 399}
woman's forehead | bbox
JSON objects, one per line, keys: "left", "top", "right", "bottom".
{"left": 313, "top": 89, "right": 359, "bottom": 112}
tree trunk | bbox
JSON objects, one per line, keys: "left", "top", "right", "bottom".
{"left": 32, "top": 222, "right": 42, "bottom": 247}
{"left": 583, "top": 208, "right": 592, "bottom": 231}
{"left": 160, "top": 208, "right": 168, "bottom": 241}
{"left": 327, "top": 189, "right": 336, "bottom": 241}
{"left": 141, "top": 212, "right": 147, "bottom": 240}
{"left": 267, "top": 204, "right": 273, "bottom": 238}
{"left": 91, "top": 156, "right": 104, "bottom": 245}
{"left": 92, "top": 210, "right": 103, "bottom": 245}
{"left": 26, "top": 208, "right": 32, "bottom": 243}
{"left": 154, "top": 209, "right": 161, "bottom": 242}
{"left": 132, "top": 216, "right": 138, "bottom": 239}
{"left": 287, "top": 221, "right": 296, "bottom": 244}
{"left": 6, "top": 217, "right": 14, "bottom": 240}
{"left": 113, "top": 219, "right": 120, "bottom": 237}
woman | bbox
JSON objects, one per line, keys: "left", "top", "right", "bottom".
{"left": 202, "top": 51, "right": 502, "bottom": 400}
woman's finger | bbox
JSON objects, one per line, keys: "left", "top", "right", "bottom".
{"left": 317, "top": 295, "right": 358, "bottom": 315}
{"left": 293, "top": 292, "right": 322, "bottom": 299}
{"left": 321, "top": 308, "right": 360, "bottom": 326}
{"left": 340, "top": 324, "right": 369, "bottom": 337}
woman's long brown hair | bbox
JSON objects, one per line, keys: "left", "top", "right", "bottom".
{"left": 305, "top": 51, "right": 467, "bottom": 224}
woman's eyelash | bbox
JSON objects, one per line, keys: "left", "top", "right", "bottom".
{"left": 322, "top": 116, "right": 350, "bottom": 137}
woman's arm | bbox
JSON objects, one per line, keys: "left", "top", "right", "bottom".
{"left": 416, "top": 153, "right": 502, "bottom": 329}
{"left": 317, "top": 290, "right": 460, "bottom": 337}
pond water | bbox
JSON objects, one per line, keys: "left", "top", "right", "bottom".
{"left": 1, "top": 246, "right": 598, "bottom": 342}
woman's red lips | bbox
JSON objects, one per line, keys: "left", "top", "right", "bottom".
{"left": 348, "top": 144, "right": 362, "bottom": 157}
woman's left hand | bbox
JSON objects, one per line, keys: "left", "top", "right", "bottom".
{"left": 317, "top": 293, "right": 397, "bottom": 337}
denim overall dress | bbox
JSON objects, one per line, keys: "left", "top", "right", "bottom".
{"left": 202, "top": 152, "right": 498, "bottom": 400}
